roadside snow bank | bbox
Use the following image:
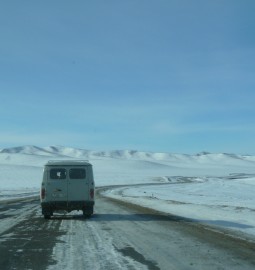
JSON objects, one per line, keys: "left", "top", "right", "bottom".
{"left": 103, "top": 175, "right": 255, "bottom": 238}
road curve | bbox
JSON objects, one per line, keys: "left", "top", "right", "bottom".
{"left": 0, "top": 192, "right": 255, "bottom": 269}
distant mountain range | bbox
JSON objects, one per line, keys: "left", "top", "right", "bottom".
{"left": 0, "top": 145, "right": 254, "bottom": 163}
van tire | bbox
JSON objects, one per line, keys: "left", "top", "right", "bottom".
{"left": 83, "top": 207, "right": 93, "bottom": 217}
{"left": 44, "top": 214, "right": 51, "bottom": 219}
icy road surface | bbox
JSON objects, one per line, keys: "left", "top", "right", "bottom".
{"left": 0, "top": 192, "right": 255, "bottom": 270}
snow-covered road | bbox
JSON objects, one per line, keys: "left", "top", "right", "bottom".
{"left": 1, "top": 193, "right": 255, "bottom": 270}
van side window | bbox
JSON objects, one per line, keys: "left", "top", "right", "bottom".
{"left": 50, "top": 168, "right": 67, "bottom": 179}
{"left": 69, "top": 168, "right": 86, "bottom": 179}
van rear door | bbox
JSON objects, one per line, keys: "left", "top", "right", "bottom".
{"left": 47, "top": 167, "right": 68, "bottom": 202}
{"left": 67, "top": 167, "right": 89, "bottom": 201}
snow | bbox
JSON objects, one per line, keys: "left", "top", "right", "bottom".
{"left": 104, "top": 176, "right": 255, "bottom": 237}
{"left": 47, "top": 217, "right": 147, "bottom": 270}
{"left": 1, "top": 145, "right": 255, "bottom": 238}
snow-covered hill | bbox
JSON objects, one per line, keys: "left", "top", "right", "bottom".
{"left": 0, "top": 144, "right": 254, "bottom": 189}
{"left": 1, "top": 143, "right": 255, "bottom": 161}
{"left": 1, "top": 145, "right": 255, "bottom": 164}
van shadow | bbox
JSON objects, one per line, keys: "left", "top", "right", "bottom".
{"left": 91, "top": 213, "right": 182, "bottom": 222}
{"left": 50, "top": 213, "right": 254, "bottom": 230}
{"left": 50, "top": 212, "right": 192, "bottom": 223}
{"left": 92, "top": 215, "right": 254, "bottom": 229}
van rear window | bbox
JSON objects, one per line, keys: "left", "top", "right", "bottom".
{"left": 50, "top": 168, "right": 67, "bottom": 179}
{"left": 69, "top": 168, "right": 86, "bottom": 179}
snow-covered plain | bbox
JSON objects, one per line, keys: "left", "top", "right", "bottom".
{"left": 1, "top": 145, "right": 255, "bottom": 238}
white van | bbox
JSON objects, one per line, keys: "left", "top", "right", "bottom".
{"left": 40, "top": 160, "right": 95, "bottom": 219}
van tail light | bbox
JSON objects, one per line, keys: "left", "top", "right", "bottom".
{"left": 41, "top": 188, "right": 46, "bottom": 199}
{"left": 90, "top": 189, "right": 94, "bottom": 199}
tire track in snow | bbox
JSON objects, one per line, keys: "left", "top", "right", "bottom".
{"left": 48, "top": 215, "right": 147, "bottom": 270}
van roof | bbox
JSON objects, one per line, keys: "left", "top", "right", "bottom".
{"left": 45, "top": 160, "right": 92, "bottom": 166}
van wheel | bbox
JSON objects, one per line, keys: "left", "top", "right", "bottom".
{"left": 82, "top": 211, "right": 91, "bottom": 218}
{"left": 83, "top": 207, "right": 93, "bottom": 217}
{"left": 44, "top": 214, "right": 51, "bottom": 219}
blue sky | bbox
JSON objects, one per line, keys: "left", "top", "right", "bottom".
{"left": 1, "top": 0, "right": 255, "bottom": 154}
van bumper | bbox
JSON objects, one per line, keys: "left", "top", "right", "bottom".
{"left": 41, "top": 201, "right": 95, "bottom": 213}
